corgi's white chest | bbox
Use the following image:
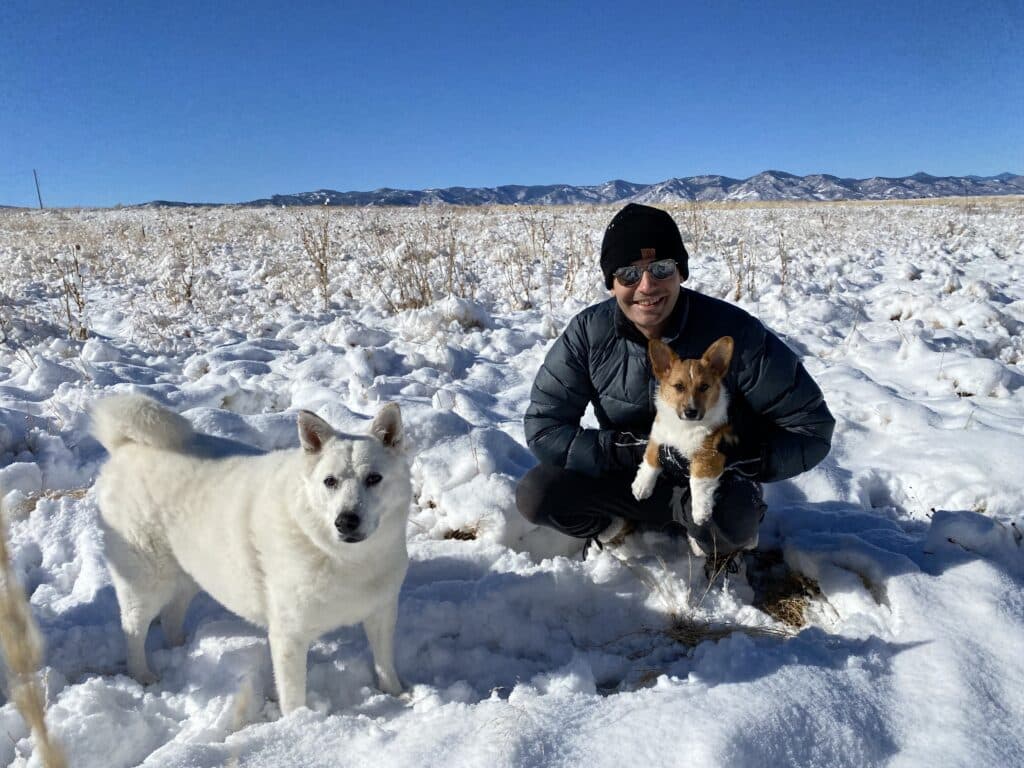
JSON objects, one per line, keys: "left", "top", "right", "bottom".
{"left": 650, "top": 392, "right": 729, "bottom": 457}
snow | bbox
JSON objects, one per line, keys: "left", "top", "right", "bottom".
{"left": 1, "top": 199, "right": 1022, "bottom": 766}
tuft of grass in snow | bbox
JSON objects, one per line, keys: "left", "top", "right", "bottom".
{"left": 0, "top": 509, "right": 67, "bottom": 768}
{"left": 443, "top": 526, "right": 479, "bottom": 541}
{"left": 605, "top": 546, "right": 795, "bottom": 653}
{"left": 297, "top": 205, "right": 333, "bottom": 311}
{"left": 746, "top": 549, "right": 822, "bottom": 628}
{"left": 660, "top": 614, "right": 791, "bottom": 647}
{"left": 19, "top": 487, "right": 88, "bottom": 516}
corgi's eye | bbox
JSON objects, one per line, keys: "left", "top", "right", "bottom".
{"left": 365, "top": 473, "right": 383, "bottom": 487}
{"left": 324, "top": 476, "right": 338, "bottom": 489}
{"left": 698, "top": 383, "right": 710, "bottom": 393}
{"left": 673, "top": 383, "right": 686, "bottom": 392}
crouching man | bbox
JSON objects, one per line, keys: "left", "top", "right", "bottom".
{"left": 516, "top": 203, "right": 835, "bottom": 575}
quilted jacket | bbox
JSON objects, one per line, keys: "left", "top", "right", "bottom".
{"left": 524, "top": 289, "right": 835, "bottom": 482}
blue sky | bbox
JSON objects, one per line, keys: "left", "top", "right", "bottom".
{"left": 2, "top": 0, "right": 1021, "bottom": 207}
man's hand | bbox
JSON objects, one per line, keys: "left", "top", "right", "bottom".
{"left": 721, "top": 441, "right": 765, "bottom": 479}
{"left": 658, "top": 445, "right": 690, "bottom": 486}
{"left": 608, "top": 431, "right": 648, "bottom": 473}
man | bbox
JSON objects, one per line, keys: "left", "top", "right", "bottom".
{"left": 516, "top": 203, "right": 835, "bottom": 572}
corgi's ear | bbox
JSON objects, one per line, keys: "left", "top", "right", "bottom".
{"left": 371, "top": 403, "right": 403, "bottom": 449}
{"left": 648, "top": 339, "right": 677, "bottom": 379}
{"left": 298, "top": 410, "right": 334, "bottom": 453}
{"left": 702, "top": 336, "right": 734, "bottom": 378}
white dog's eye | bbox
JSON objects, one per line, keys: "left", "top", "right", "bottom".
{"left": 365, "top": 473, "right": 382, "bottom": 487}
{"left": 324, "top": 476, "right": 338, "bottom": 489}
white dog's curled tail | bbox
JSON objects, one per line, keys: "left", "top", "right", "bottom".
{"left": 90, "top": 394, "right": 193, "bottom": 453}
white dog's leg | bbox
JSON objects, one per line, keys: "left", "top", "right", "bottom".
{"left": 362, "top": 595, "right": 402, "bottom": 696}
{"left": 105, "top": 542, "right": 175, "bottom": 684}
{"left": 159, "top": 577, "right": 199, "bottom": 646}
{"left": 631, "top": 461, "right": 660, "bottom": 501}
{"left": 116, "top": 587, "right": 162, "bottom": 684}
{"left": 689, "top": 475, "right": 719, "bottom": 526}
{"left": 269, "top": 631, "right": 310, "bottom": 715}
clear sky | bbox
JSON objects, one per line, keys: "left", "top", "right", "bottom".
{"left": 2, "top": 0, "right": 1021, "bottom": 207}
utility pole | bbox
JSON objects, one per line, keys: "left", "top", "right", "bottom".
{"left": 33, "top": 169, "right": 44, "bottom": 209}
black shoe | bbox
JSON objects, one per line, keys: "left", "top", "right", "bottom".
{"left": 703, "top": 550, "right": 741, "bottom": 582}
{"left": 581, "top": 519, "right": 636, "bottom": 560}
{"left": 581, "top": 536, "right": 603, "bottom": 560}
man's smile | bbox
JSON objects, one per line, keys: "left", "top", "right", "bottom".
{"left": 633, "top": 296, "right": 665, "bottom": 307}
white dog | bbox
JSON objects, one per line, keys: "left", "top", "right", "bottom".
{"left": 91, "top": 394, "right": 411, "bottom": 715}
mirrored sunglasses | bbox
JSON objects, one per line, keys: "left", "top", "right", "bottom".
{"left": 613, "top": 258, "right": 678, "bottom": 287}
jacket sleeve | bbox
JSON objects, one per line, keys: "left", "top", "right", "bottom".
{"left": 734, "top": 321, "right": 835, "bottom": 482}
{"left": 524, "top": 317, "right": 637, "bottom": 478}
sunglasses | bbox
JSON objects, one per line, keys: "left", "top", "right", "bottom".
{"left": 613, "top": 258, "right": 678, "bottom": 287}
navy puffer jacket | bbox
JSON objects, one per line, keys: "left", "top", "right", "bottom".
{"left": 524, "top": 289, "right": 835, "bottom": 482}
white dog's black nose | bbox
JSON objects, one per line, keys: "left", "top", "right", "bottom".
{"left": 683, "top": 408, "right": 700, "bottom": 420}
{"left": 335, "top": 512, "right": 361, "bottom": 535}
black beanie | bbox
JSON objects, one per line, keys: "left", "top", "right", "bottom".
{"left": 600, "top": 203, "right": 689, "bottom": 288}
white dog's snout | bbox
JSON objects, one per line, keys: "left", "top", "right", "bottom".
{"left": 335, "top": 511, "right": 361, "bottom": 533}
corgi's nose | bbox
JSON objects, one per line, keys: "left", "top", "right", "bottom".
{"left": 683, "top": 408, "right": 700, "bottom": 420}
{"left": 335, "top": 512, "right": 361, "bottom": 534}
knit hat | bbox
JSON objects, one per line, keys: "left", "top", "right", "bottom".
{"left": 600, "top": 203, "right": 689, "bottom": 288}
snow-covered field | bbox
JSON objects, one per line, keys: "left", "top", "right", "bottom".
{"left": 1, "top": 199, "right": 1022, "bottom": 767}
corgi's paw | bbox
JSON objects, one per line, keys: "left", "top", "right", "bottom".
{"left": 691, "top": 499, "right": 712, "bottom": 526}
{"left": 689, "top": 476, "right": 718, "bottom": 526}
{"left": 631, "top": 462, "right": 659, "bottom": 500}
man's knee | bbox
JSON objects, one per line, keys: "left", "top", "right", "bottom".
{"left": 710, "top": 476, "right": 765, "bottom": 549}
{"left": 716, "top": 476, "right": 764, "bottom": 512}
{"left": 516, "top": 464, "right": 615, "bottom": 539}
{"left": 515, "top": 464, "right": 563, "bottom": 525}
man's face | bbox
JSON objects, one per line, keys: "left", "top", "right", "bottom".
{"left": 610, "top": 256, "right": 681, "bottom": 339}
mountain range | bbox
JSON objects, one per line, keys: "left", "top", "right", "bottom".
{"left": 229, "top": 171, "right": 1024, "bottom": 208}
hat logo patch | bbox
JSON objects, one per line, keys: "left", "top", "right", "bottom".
{"left": 641, "top": 248, "right": 656, "bottom": 259}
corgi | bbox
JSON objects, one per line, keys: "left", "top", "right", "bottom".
{"left": 631, "top": 336, "right": 735, "bottom": 531}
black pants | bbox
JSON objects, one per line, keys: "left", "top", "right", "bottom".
{"left": 515, "top": 464, "right": 766, "bottom": 554}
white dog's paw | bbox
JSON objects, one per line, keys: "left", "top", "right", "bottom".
{"left": 373, "top": 663, "right": 403, "bottom": 697}
{"left": 126, "top": 655, "right": 158, "bottom": 686}
{"left": 689, "top": 476, "right": 718, "bottom": 526}
{"left": 632, "top": 463, "right": 658, "bottom": 500}
{"left": 132, "top": 668, "right": 159, "bottom": 686}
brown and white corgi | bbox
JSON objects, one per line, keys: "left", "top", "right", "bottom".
{"left": 631, "top": 336, "right": 735, "bottom": 531}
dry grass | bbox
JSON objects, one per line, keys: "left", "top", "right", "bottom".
{"left": 598, "top": 538, "right": 820, "bottom": 662}
{"left": 4, "top": 197, "right": 1019, "bottom": 337}
{"left": 443, "top": 526, "right": 478, "bottom": 541}
{"left": 658, "top": 195, "right": 1024, "bottom": 212}
{"left": 746, "top": 549, "right": 821, "bottom": 628}
{"left": 601, "top": 545, "right": 796, "bottom": 659}
{"left": 6, "top": 489, "right": 88, "bottom": 520}
{"left": 0, "top": 510, "right": 67, "bottom": 767}
{"left": 297, "top": 206, "right": 333, "bottom": 310}
{"left": 661, "top": 613, "right": 791, "bottom": 647}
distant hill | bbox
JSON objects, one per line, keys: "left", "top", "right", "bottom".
{"left": 234, "top": 171, "right": 1024, "bottom": 208}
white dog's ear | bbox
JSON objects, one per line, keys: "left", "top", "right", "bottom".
{"left": 298, "top": 410, "right": 334, "bottom": 454}
{"left": 370, "top": 403, "right": 403, "bottom": 449}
